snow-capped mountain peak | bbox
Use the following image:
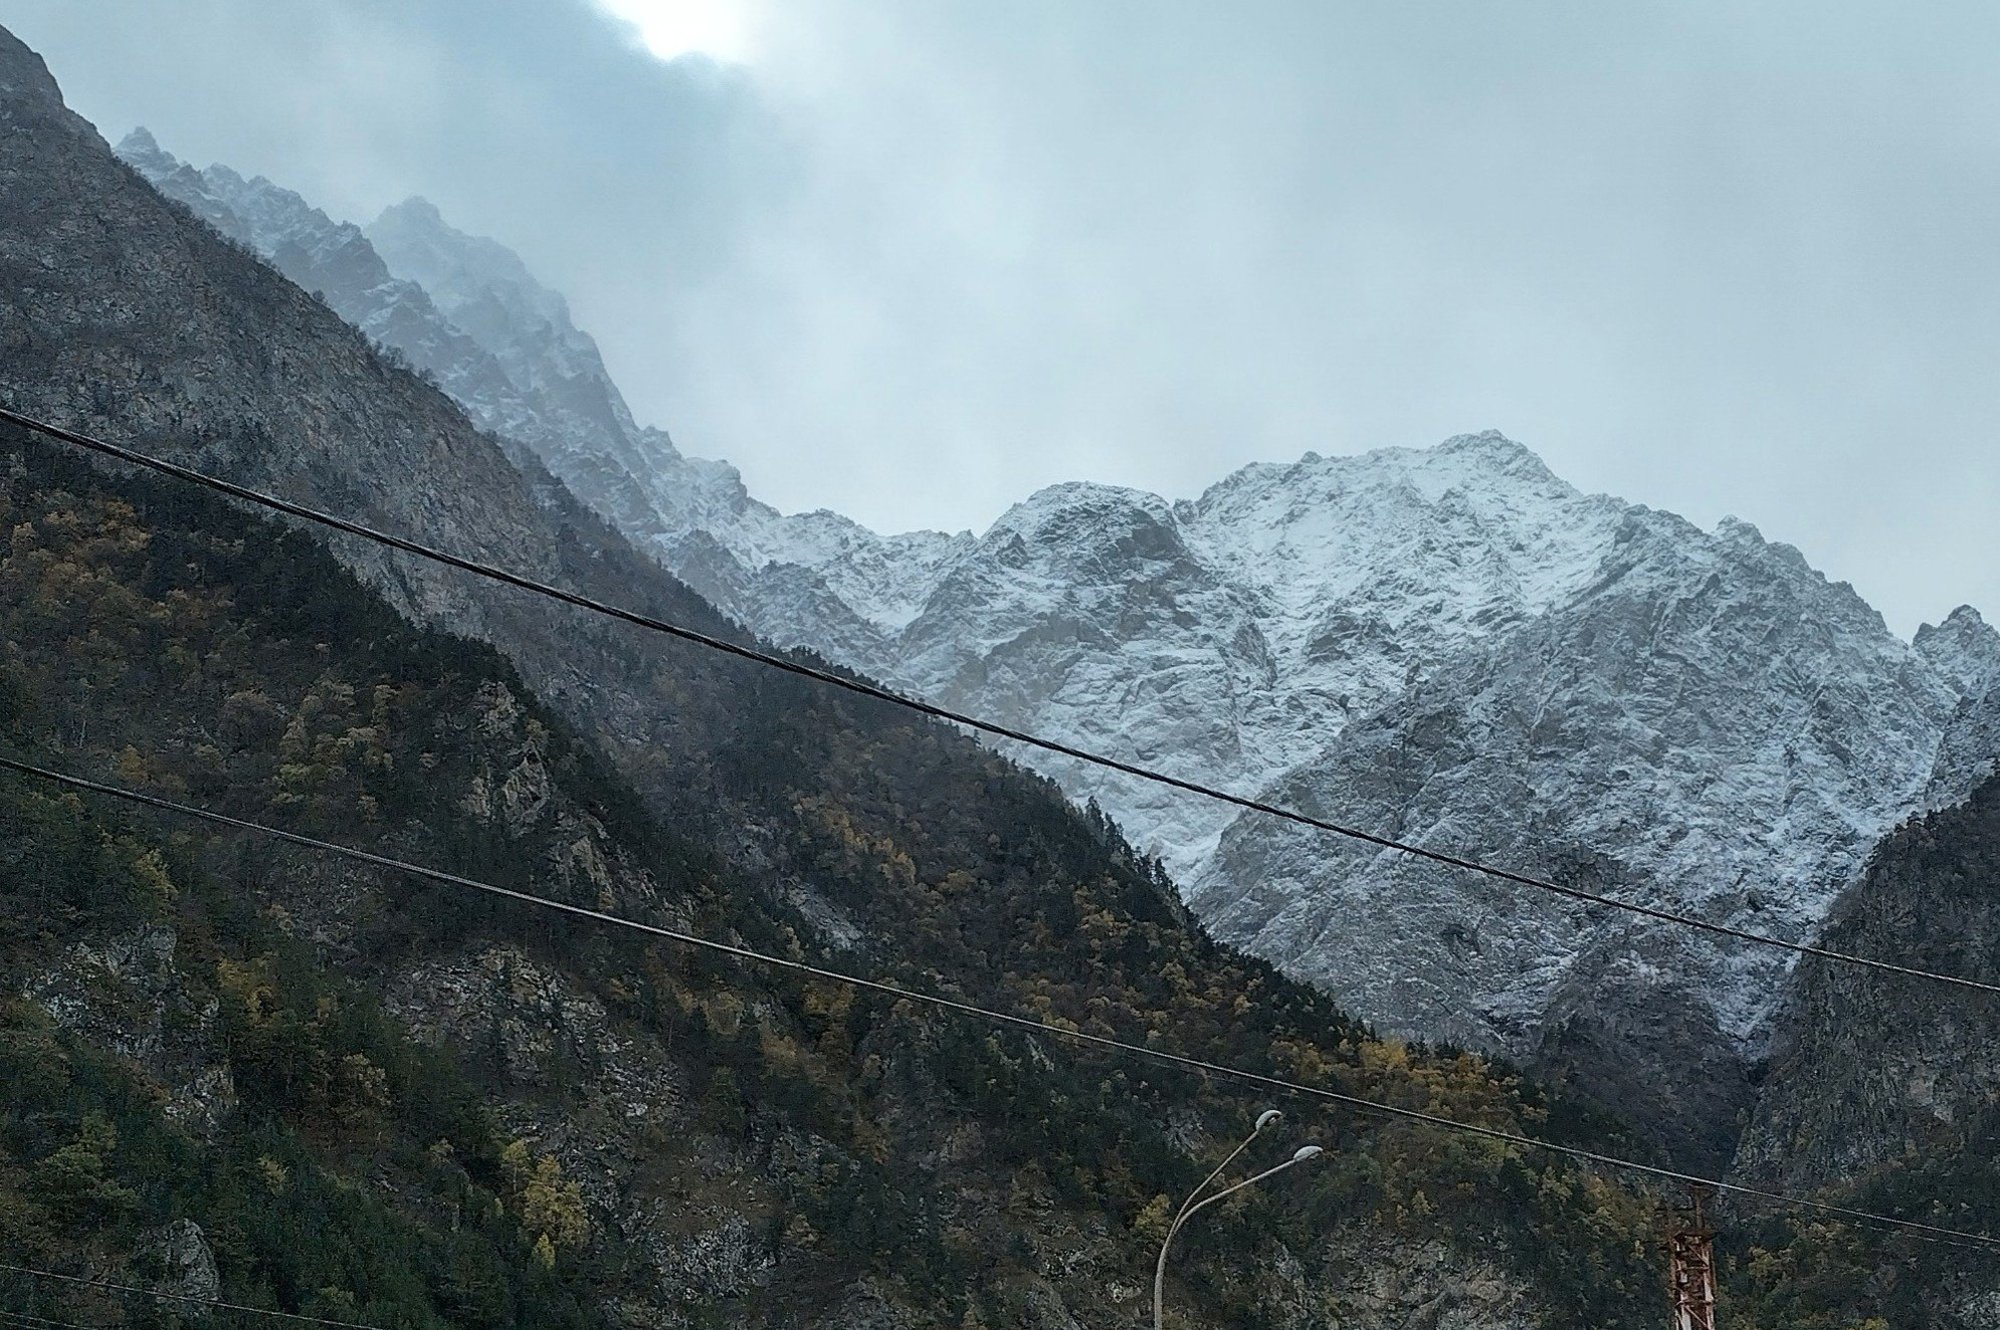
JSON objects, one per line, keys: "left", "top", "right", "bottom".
{"left": 113, "top": 131, "right": 1995, "bottom": 1165}
{"left": 367, "top": 197, "right": 631, "bottom": 434}
{"left": 1915, "top": 604, "right": 2000, "bottom": 699}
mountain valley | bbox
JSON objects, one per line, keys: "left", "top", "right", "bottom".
{"left": 1, "top": 18, "right": 1998, "bottom": 1325}
{"left": 109, "top": 124, "right": 2000, "bottom": 1173}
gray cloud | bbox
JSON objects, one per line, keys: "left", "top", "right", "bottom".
{"left": 8, "top": 0, "right": 1996, "bottom": 633}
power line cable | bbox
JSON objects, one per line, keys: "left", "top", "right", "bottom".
{"left": 1, "top": 406, "right": 1993, "bottom": 1002}
{"left": 3, "top": 754, "right": 1995, "bottom": 1255}
{"left": 0, "top": 1262, "right": 391, "bottom": 1330}
{"left": 0, "top": 1308, "right": 108, "bottom": 1330}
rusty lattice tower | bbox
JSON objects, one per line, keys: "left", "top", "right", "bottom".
{"left": 1668, "top": 1188, "right": 1719, "bottom": 1330}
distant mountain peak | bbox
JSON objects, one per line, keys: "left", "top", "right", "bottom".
{"left": 115, "top": 124, "right": 165, "bottom": 160}
{"left": 382, "top": 194, "right": 445, "bottom": 224}
{"left": 997, "top": 479, "right": 1175, "bottom": 527}
{"left": 1214, "top": 433, "right": 1576, "bottom": 522}
{"left": 1916, "top": 603, "right": 2000, "bottom": 699}
{"left": 1714, "top": 513, "right": 1762, "bottom": 539}
{"left": 1931, "top": 602, "right": 1992, "bottom": 634}
{"left": 368, "top": 196, "right": 563, "bottom": 318}
{"left": 1435, "top": 427, "right": 1532, "bottom": 457}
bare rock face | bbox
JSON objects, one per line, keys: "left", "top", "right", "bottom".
{"left": 1222, "top": 1231, "right": 1542, "bottom": 1329}
{"left": 387, "top": 943, "right": 684, "bottom": 1122}
{"left": 1733, "top": 773, "right": 2000, "bottom": 1194}
{"left": 151, "top": 1217, "right": 221, "bottom": 1304}
{"left": 1320, "top": 1233, "right": 1542, "bottom": 1328}
{"left": 26, "top": 925, "right": 238, "bottom": 1131}
{"left": 1948, "top": 1288, "right": 2000, "bottom": 1329}
{"left": 809, "top": 1279, "right": 925, "bottom": 1330}
{"left": 0, "top": 25, "right": 97, "bottom": 144}
{"left": 106, "top": 122, "right": 1999, "bottom": 1171}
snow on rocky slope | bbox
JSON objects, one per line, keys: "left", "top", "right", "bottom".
{"left": 1922, "top": 607, "right": 2000, "bottom": 809}
{"left": 116, "top": 132, "right": 873, "bottom": 582}
{"left": 113, "top": 130, "right": 529, "bottom": 436}
{"left": 116, "top": 135, "right": 2000, "bottom": 1154}
{"left": 1197, "top": 504, "right": 1995, "bottom": 1160}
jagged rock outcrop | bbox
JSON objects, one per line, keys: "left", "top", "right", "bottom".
{"left": 1920, "top": 607, "right": 2000, "bottom": 808}
{"left": 98, "top": 100, "right": 1992, "bottom": 1173}
{"left": 27, "top": 925, "right": 237, "bottom": 1131}
{"left": 151, "top": 1219, "right": 221, "bottom": 1303}
{"left": 1733, "top": 772, "right": 2000, "bottom": 1194}
{"left": 6, "top": 28, "right": 1683, "bottom": 1324}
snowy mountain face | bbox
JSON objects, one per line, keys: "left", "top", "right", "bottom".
{"left": 114, "top": 131, "right": 525, "bottom": 427}
{"left": 884, "top": 460, "right": 1991, "bottom": 1163}
{"left": 1198, "top": 507, "right": 1991, "bottom": 1161}
{"left": 848, "top": 447, "right": 1991, "bottom": 1164}
{"left": 114, "top": 132, "right": 841, "bottom": 572}
{"left": 1923, "top": 609, "right": 2000, "bottom": 810}
{"left": 690, "top": 460, "right": 1990, "bottom": 1162}
{"left": 113, "top": 132, "right": 2000, "bottom": 1161}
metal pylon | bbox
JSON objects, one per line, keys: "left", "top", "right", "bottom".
{"left": 1668, "top": 1188, "right": 1719, "bottom": 1330}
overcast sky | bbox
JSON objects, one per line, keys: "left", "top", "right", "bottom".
{"left": 8, "top": 0, "right": 1997, "bottom": 634}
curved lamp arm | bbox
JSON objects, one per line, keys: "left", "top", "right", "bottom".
{"left": 1153, "top": 1144, "right": 1321, "bottom": 1330}
{"left": 1173, "top": 1109, "right": 1281, "bottom": 1230}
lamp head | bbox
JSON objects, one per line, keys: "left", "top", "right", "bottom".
{"left": 1255, "top": 1109, "right": 1282, "bottom": 1132}
{"left": 1292, "top": 1145, "right": 1324, "bottom": 1163}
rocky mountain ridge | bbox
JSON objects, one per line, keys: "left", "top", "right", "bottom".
{"left": 110, "top": 120, "right": 2000, "bottom": 1170}
{"left": 4, "top": 25, "right": 1681, "bottom": 1325}
{"left": 1733, "top": 771, "right": 2000, "bottom": 1195}
{"left": 10, "top": 21, "right": 2000, "bottom": 1320}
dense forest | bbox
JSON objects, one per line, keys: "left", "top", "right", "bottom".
{"left": 0, "top": 412, "right": 1992, "bottom": 1325}
{"left": 1, "top": 20, "right": 1996, "bottom": 1316}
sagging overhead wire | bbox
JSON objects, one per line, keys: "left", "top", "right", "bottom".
{"left": 0, "top": 1260, "right": 398, "bottom": 1330}
{"left": 0, "top": 1306, "right": 113, "bottom": 1330}
{"left": 0, "top": 405, "right": 1993, "bottom": 1003}
{"left": 2, "top": 753, "right": 1996, "bottom": 1255}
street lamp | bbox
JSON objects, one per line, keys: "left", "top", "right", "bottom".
{"left": 1153, "top": 1109, "right": 1323, "bottom": 1330}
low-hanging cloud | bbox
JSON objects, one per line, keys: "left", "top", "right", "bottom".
{"left": 7, "top": 0, "right": 1997, "bottom": 634}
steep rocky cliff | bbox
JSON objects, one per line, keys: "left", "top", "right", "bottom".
{"left": 107, "top": 123, "right": 2000, "bottom": 1174}
{"left": 1722, "top": 773, "right": 2000, "bottom": 1324}
{"left": 1, "top": 22, "right": 1670, "bottom": 1326}
{"left": 1734, "top": 772, "right": 2000, "bottom": 1194}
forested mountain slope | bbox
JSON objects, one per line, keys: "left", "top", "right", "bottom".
{"left": 4, "top": 371, "right": 1993, "bottom": 1329}
{"left": 0, "top": 347, "right": 1658, "bottom": 1326}
{"left": 105, "top": 124, "right": 2000, "bottom": 1176}
{"left": 0, "top": 21, "right": 1660, "bottom": 1325}
{"left": 1717, "top": 774, "right": 2000, "bottom": 1326}
{"left": 1736, "top": 773, "right": 2000, "bottom": 1198}
{"left": 5, "top": 21, "right": 1999, "bottom": 1324}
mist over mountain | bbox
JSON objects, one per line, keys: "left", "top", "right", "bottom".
{"left": 6, "top": 18, "right": 2000, "bottom": 1320}
{"left": 111, "top": 125, "right": 2000, "bottom": 1172}
{"left": 9, "top": 24, "right": 1677, "bottom": 1325}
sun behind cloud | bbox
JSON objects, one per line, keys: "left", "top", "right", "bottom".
{"left": 593, "top": 0, "right": 755, "bottom": 63}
